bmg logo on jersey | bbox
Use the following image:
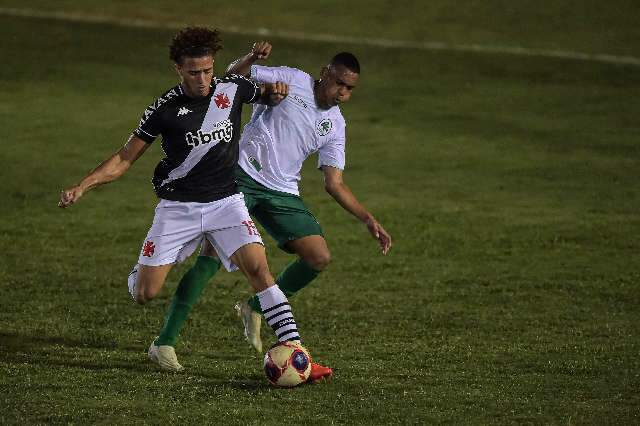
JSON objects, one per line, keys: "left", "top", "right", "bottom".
{"left": 185, "top": 119, "right": 233, "bottom": 148}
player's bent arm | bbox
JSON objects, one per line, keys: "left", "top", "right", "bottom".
{"left": 323, "top": 166, "right": 373, "bottom": 223}
{"left": 226, "top": 41, "right": 272, "bottom": 76}
{"left": 226, "top": 53, "right": 255, "bottom": 77}
{"left": 58, "top": 135, "right": 149, "bottom": 208}
{"left": 322, "top": 166, "right": 393, "bottom": 254}
{"left": 79, "top": 135, "right": 149, "bottom": 189}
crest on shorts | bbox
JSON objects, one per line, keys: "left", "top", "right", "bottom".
{"left": 316, "top": 118, "right": 332, "bottom": 136}
{"left": 142, "top": 240, "right": 155, "bottom": 257}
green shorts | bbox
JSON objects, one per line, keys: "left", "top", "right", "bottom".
{"left": 235, "top": 167, "right": 324, "bottom": 253}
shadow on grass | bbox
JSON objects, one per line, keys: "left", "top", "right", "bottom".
{"left": 0, "top": 331, "right": 276, "bottom": 389}
{"left": 201, "top": 351, "right": 263, "bottom": 361}
{"left": 0, "top": 331, "right": 128, "bottom": 352}
{"left": 0, "top": 351, "right": 153, "bottom": 374}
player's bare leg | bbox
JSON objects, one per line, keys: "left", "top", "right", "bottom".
{"left": 133, "top": 264, "right": 173, "bottom": 305}
{"left": 230, "top": 243, "right": 270, "bottom": 352}
{"left": 230, "top": 242, "right": 274, "bottom": 292}
{"left": 285, "top": 235, "right": 331, "bottom": 272}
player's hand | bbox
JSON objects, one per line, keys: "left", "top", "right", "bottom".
{"left": 266, "top": 81, "right": 289, "bottom": 104}
{"left": 251, "top": 41, "right": 272, "bottom": 60}
{"left": 365, "top": 217, "right": 392, "bottom": 255}
{"left": 58, "top": 185, "right": 84, "bottom": 208}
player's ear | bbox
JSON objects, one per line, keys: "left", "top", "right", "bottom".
{"left": 173, "top": 62, "right": 182, "bottom": 76}
{"left": 319, "top": 65, "right": 329, "bottom": 80}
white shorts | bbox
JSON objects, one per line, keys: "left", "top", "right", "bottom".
{"left": 137, "top": 193, "right": 262, "bottom": 272}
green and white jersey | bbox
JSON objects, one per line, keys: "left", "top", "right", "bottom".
{"left": 238, "top": 65, "right": 346, "bottom": 196}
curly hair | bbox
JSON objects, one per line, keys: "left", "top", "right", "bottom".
{"left": 169, "top": 27, "right": 223, "bottom": 64}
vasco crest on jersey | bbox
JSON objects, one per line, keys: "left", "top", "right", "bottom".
{"left": 214, "top": 93, "right": 231, "bottom": 109}
{"left": 185, "top": 119, "right": 233, "bottom": 148}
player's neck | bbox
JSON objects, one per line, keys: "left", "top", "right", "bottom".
{"left": 180, "top": 83, "right": 211, "bottom": 98}
{"left": 313, "top": 80, "right": 330, "bottom": 110}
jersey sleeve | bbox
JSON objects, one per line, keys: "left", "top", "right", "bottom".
{"left": 133, "top": 104, "right": 163, "bottom": 144}
{"left": 318, "top": 124, "right": 346, "bottom": 170}
{"left": 250, "top": 65, "right": 300, "bottom": 85}
{"left": 226, "top": 74, "right": 261, "bottom": 104}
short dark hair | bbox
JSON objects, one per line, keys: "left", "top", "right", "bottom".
{"left": 169, "top": 27, "right": 223, "bottom": 64}
{"left": 330, "top": 52, "right": 360, "bottom": 74}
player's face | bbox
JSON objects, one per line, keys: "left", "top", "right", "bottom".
{"left": 316, "top": 64, "right": 359, "bottom": 109}
{"left": 175, "top": 55, "right": 215, "bottom": 98}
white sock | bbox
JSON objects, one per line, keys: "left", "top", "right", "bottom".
{"left": 127, "top": 265, "right": 139, "bottom": 301}
{"left": 257, "top": 285, "right": 300, "bottom": 342}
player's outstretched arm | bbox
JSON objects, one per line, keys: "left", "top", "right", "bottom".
{"left": 226, "top": 41, "right": 272, "bottom": 76}
{"left": 58, "top": 135, "right": 149, "bottom": 208}
{"left": 322, "top": 166, "right": 393, "bottom": 255}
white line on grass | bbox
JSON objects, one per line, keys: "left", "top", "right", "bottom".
{"left": 4, "top": 7, "right": 640, "bottom": 67}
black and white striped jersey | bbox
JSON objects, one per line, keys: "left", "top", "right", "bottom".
{"left": 133, "top": 74, "right": 260, "bottom": 202}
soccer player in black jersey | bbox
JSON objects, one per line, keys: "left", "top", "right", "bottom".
{"left": 58, "top": 27, "right": 331, "bottom": 380}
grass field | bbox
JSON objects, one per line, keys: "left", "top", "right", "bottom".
{"left": 1, "top": 2, "right": 639, "bottom": 424}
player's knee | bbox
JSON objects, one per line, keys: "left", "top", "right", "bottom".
{"left": 244, "top": 261, "right": 270, "bottom": 281}
{"left": 135, "top": 289, "right": 149, "bottom": 305}
{"left": 135, "top": 285, "right": 159, "bottom": 305}
{"left": 242, "top": 261, "right": 273, "bottom": 290}
{"left": 303, "top": 250, "right": 331, "bottom": 271}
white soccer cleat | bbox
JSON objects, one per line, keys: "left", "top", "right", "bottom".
{"left": 148, "top": 339, "right": 184, "bottom": 372}
{"left": 235, "top": 300, "right": 263, "bottom": 353}
{"left": 127, "top": 265, "right": 139, "bottom": 302}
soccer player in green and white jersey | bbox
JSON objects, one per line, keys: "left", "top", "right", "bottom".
{"left": 151, "top": 42, "right": 392, "bottom": 373}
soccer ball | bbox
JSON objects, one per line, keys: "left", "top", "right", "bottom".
{"left": 263, "top": 341, "right": 312, "bottom": 387}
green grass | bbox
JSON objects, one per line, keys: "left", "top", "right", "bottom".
{"left": 1, "top": 3, "right": 640, "bottom": 424}
{"left": 2, "top": 0, "right": 640, "bottom": 56}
